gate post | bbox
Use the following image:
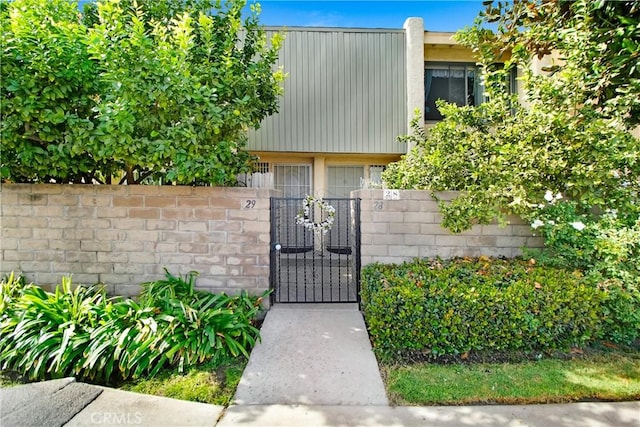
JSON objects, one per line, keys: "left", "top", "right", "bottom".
{"left": 269, "top": 197, "right": 277, "bottom": 306}
{"left": 354, "top": 198, "right": 362, "bottom": 306}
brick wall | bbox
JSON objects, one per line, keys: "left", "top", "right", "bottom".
{"left": 353, "top": 189, "right": 543, "bottom": 265}
{"left": 1, "top": 184, "right": 275, "bottom": 296}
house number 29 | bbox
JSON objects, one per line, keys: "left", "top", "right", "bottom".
{"left": 245, "top": 200, "right": 256, "bottom": 209}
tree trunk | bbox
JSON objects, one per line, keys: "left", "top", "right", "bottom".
{"left": 125, "top": 165, "right": 134, "bottom": 185}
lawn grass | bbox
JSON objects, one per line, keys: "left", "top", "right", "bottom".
{"left": 117, "top": 356, "right": 247, "bottom": 405}
{"left": 383, "top": 351, "right": 640, "bottom": 406}
{"left": 1, "top": 356, "right": 247, "bottom": 406}
{"left": 0, "top": 372, "right": 24, "bottom": 388}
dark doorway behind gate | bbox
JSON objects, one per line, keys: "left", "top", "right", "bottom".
{"left": 270, "top": 197, "right": 361, "bottom": 303}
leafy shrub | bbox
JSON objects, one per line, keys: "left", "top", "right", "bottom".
{"left": 0, "top": 271, "right": 266, "bottom": 383}
{"left": 2, "top": 0, "right": 284, "bottom": 185}
{"left": 361, "top": 257, "right": 605, "bottom": 361}
{"left": 0, "top": 272, "right": 25, "bottom": 315}
{"left": 524, "top": 199, "right": 640, "bottom": 344}
{"left": 525, "top": 199, "right": 640, "bottom": 276}
{"left": 592, "top": 276, "right": 640, "bottom": 345}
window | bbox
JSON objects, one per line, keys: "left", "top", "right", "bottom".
{"left": 359, "top": 165, "right": 385, "bottom": 189}
{"left": 424, "top": 62, "right": 483, "bottom": 121}
{"left": 274, "top": 164, "right": 311, "bottom": 197}
{"left": 254, "top": 162, "right": 270, "bottom": 173}
{"left": 368, "top": 165, "right": 385, "bottom": 186}
{"left": 425, "top": 62, "right": 517, "bottom": 121}
{"left": 327, "top": 166, "right": 364, "bottom": 198}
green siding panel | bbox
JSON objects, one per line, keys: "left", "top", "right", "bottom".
{"left": 248, "top": 28, "right": 407, "bottom": 154}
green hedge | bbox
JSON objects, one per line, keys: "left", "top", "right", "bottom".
{"left": 597, "top": 276, "right": 640, "bottom": 345}
{"left": 0, "top": 271, "right": 266, "bottom": 383}
{"left": 361, "top": 258, "right": 607, "bottom": 360}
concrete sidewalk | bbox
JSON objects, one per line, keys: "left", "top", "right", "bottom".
{"left": 218, "top": 402, "right": 640, "bottom": 427}
{"left": 0, "top": 377, "right": 223, "bottom": 427}
{"left": 221, "top": 303, "right": 640, "bottom": 426}
{"left": 2, "top": 379, "right": 637, "bottom": 427}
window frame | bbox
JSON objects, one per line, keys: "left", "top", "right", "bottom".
{"left": 424, "top": 62, "right": 482, "bottom": 122}
{"left": 326, "top": 165, "right": 365, "bottom": 198}
{"left": 424, "top": 62, "right": 517, "bottom": 122}
{"left": 273, "top": 163, "right": 313, "bottom": 198}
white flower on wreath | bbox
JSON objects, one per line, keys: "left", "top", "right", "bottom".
{"left": 295, "top": 195, "right": 335, "bottom": 235}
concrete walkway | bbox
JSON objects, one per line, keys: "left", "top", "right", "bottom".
{"left": 232, "top": 303, "right": 388, "bottom": 406}
{"left": 3, "top": 379, "right": 638, "bottom": 426}
{"left": 1, "top": 303, "right": 638, "bottom": 426}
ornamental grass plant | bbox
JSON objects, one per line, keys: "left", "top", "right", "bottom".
{"left": 0, "top": 270, "right": 266, "bottom": 384}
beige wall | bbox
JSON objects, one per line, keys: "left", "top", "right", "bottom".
{"left": 0, "top": 184, "right": 275, "bottom": 297}
{"left": 424, "top": 32, "right": 475, "bottom": 62}
{"left": 252, "top": 152, "right": 401, "bottom": 197}
{"left": 2, "top": 185, "right": 543, "bottom": 299}
{"left": 405, "top": 18, "right": 425, "bottom": 133}
{"left": 353, "top": 189, "right": 543, "bottom": 265}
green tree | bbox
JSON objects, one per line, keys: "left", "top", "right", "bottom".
{"left": 1, "top": 0, "right": 103, "bottom": 182}
{"left": 1, "top": 0, "right": 284, "bottom": 185}
{"left": 383, "top": 0, "right": 640, "bottom": 232}
{"left": 480, "top": 0, "right": 640, "bottom": 126}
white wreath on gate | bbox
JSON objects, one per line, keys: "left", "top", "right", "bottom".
{"left": 295, "top": 195, "right": 336, "bottom": 235}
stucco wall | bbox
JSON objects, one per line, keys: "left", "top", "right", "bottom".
{"left": 0, "top": 184, "right": 275, "bottom": 296}
{"left": 353, "top": 189, "right": 543, "bottom": 265}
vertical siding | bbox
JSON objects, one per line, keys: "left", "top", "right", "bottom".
{"left": 248, "top": 28, "right": 407, "bottom": 154}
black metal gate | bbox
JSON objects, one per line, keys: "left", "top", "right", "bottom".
{"left": 270, "top": 197, "right": 361, "bottom": 303}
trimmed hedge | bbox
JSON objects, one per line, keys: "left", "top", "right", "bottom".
{"left": 361, "top": 257, "right": 606, "bottom": 360}
{"left": 597, "top": 276, "right": 640, "bottom": 345}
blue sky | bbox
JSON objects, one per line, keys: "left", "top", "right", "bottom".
{"left": 247, "top": 1, "right": 487, "bottom": 32}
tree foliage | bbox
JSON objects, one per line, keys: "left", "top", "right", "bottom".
{"left": 480, "top": 0, "right": 640, "bottom": 126}
{"left": 383, "top": 0, "right": 640, "bottom": 232}
{"left": 1, "top": 0, "right": 101, "bottom": 182}
{"left": 1, "top": 0, "right": 284, "bottom": 185}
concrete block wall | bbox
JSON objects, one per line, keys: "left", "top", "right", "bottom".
{"left": 353, "top": 189, "right": 543, "bottom": 265}
{"left": 1, "top": 185, "right": 544, "bottom": 298}
{"left": 0, "top": 184, "right": 275, "bottom": 296}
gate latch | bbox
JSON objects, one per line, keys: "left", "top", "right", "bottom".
{"left": 273, "top": 243, "right": 282, "bottom": 251}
